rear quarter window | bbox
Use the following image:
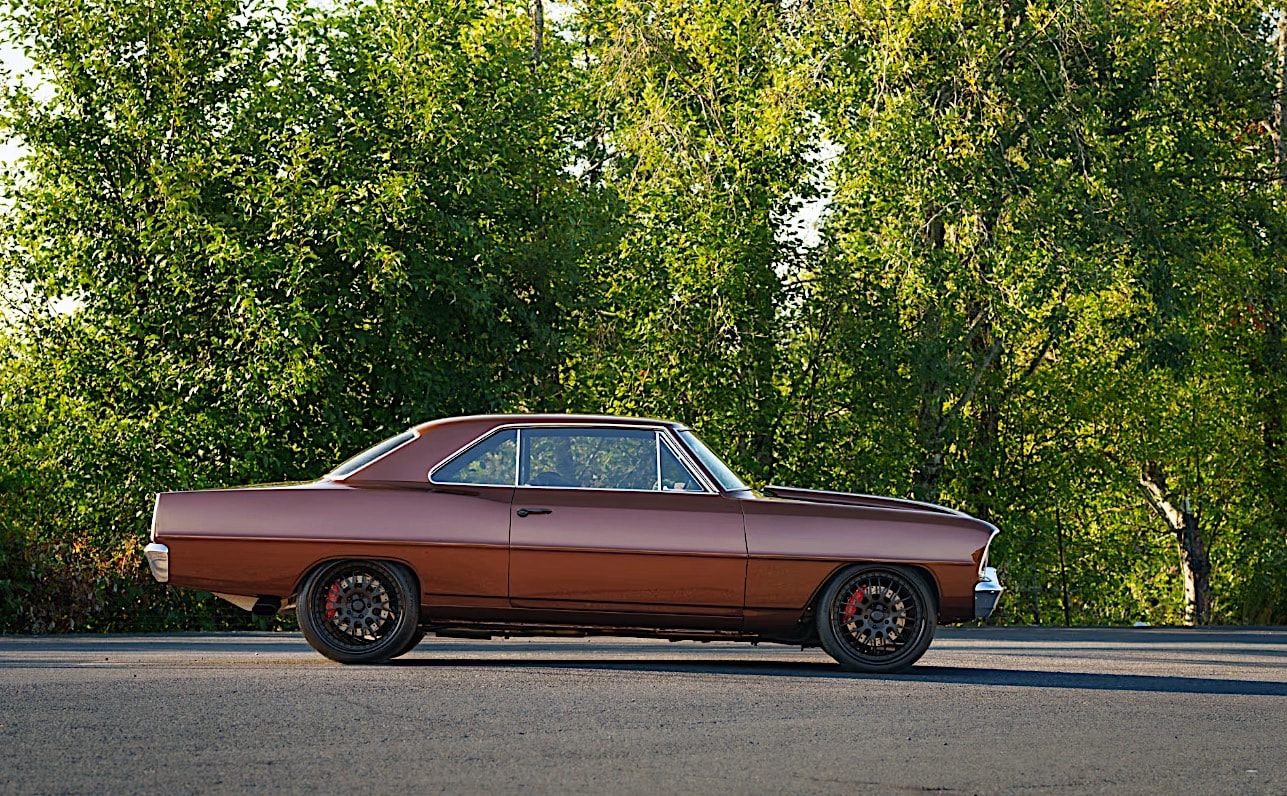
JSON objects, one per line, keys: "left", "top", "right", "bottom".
{"left": 328, "top": 431, "right": 417, "bottom": 479}
{"left": 432, "top": 429, "right": 518, "bottom": 486}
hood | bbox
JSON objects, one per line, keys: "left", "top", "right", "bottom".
{"left": 760, "top": 485, "right": 968, "bottom": 518}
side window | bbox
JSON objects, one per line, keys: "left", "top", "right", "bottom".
{"left": 660, "top": 442, "right": 706, "bottom": 492}
{"left": 432, "top": 429, "right": 517, "bottom": 486}
{"left": 329, "top": 431, "right": 417, "bottom": 479}
{"left": 522, "top": 428, "right": 658, "bottom": 490}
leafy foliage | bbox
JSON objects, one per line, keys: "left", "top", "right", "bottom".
{"left": 0, "top": 0, "right": 1283, "bottom": 631}
{"left": 0, "top": 0, "right": 595, "bottom": 630}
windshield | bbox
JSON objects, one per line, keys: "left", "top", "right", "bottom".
{"left": 676, "top": 430, "right": 749, "bottom": 492}
{"left": 328, "top": 430, "right": 417, "bottom": 478}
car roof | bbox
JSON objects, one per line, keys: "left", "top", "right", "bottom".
{"left": 411, "top": 414, "right": 690, "bottom": 434}
{"left": 341, "top": 413, "right": 693, "bottom": 484}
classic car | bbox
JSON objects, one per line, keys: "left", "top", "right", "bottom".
{"left": 144, "top": 414, "right": 1003, "bottom": 672}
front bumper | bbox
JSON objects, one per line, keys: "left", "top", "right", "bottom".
{"left": 974, "top": 566, "right": 1003, "bottom": 619}
{"left": 143, "top": 542, "right": 169, "bottom": 583}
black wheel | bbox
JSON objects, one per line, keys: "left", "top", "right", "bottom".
{"left": 391, "top": 630, "right": 426, "bottom": 659}
{"left": 298, "top": 559, "right": 420, "bottom": 664}
{"left": 816, "top": 565, "right": 937, "bottom": 673}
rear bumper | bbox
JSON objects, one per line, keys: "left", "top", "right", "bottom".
{"left": 974, "top": 566, "right": 1003, "bottom": 619}
{"left": 143, "top": 542, "right": 169, "bottom": 583}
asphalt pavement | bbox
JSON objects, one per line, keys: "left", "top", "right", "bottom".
{"left": 0, "top": 627, "right": 1283, "bottom": 794}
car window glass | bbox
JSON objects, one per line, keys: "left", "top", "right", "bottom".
{"left": 432, "top": 429, "right": 517, "bottom": 486}
{"left": 660, "top": 442, "right": 706, "bottom": 492}
{"left": 329, "top": 430, "right": 417, "bottom": 478}
{"left": 676, "top": 430, "right": 749, "bottom": 492}
{"left": 523, "top": 428, "right": 658, "bottom": 490}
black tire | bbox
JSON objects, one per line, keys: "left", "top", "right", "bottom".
{"left": 298, "top": 559, "right": 420, "bottom": 664}
{"left": 816, "top": 565, "right": 937, "bottom": 673}
{"left": 390, "top": 630, "right": 426, "bottom": 659}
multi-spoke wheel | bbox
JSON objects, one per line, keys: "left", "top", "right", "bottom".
{"left": 298, "top": 559, "right": 420, "bottom": 664}
{"left": 816, "top": 565, "right": 936, "bottom": 673}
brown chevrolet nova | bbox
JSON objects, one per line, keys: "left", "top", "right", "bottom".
{"left": 145, "top": 414, "right": 1003, "bottom": 672}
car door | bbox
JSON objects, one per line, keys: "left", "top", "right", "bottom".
{"left": 423, "top": 428, "right": 518, "bottom": 608}
{"left": 508, "top": 426, "right": 747, "bottom": 625}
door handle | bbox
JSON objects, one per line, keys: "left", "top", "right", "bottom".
{"left": 515, "top": 507, "right": 553, "bottom": 518}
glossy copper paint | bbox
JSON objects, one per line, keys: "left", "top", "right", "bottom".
{"left": 508, "top": 487, "right": 747, "bottom": 617}
{"left": 151, "top": 414, "right": 998, "bottom": 640}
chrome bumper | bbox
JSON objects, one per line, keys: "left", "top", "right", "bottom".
{"left": 974, "top": 566, "right": 1003, "bottom": 619}
{"left": 143, "top": 542, "right": 169, "bottom": 583}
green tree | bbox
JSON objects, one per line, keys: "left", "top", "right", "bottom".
{"left": 805, "top": 1, "right": 1121, "bottom": 507}
{"left": 0, "top": 0, "right": 595, "bottom": 631}
{"left": 803, "top": 0, "right": 1285, "bottom": 624}
{"left": 1080, "top": 0, "right": 1280, "bottom": 624}
{"left": 567, "top": 0, "right": 816, "bottom": 481}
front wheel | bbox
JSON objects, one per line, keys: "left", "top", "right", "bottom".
{"left": 816, "top": 565, "right": 937, "bottom": 673}
{"left": 391, "top": 630, "right": 426, "bottom": 659}
{"left": 298, "top": 559, "right": 420, "bottom": 664}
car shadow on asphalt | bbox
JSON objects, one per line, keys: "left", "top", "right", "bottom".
{"left": 391, "top": 657, "right": 1287, "bottom": 697}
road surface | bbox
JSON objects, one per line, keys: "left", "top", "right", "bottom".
{"left": 0, "top": 627, "right": 1283, "bottom": 794}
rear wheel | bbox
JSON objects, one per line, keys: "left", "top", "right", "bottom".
{"left": 816, "top": 565, "right": 936, "bottom": 673}
{"left": 298, "top": 559, "right": 420, "bottom": 664}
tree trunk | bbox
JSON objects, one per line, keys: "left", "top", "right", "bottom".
{"left": 913, "top": 204, "right": 948, "bottom": 504}
{"left": 1268, "top": 10, "right": 1287, "bottom": 538}
{"left": 964, "top": 284, "right": 1001, "bottom": 522}
{"left": 1274, "top": 9, "right": 1286, "bottom": 182}
{"left": 1174, "top": 505, "right": 1212, "bottom": 625}
{"left": 530, "top": 0, "right": 544, "bottom": 67}
{"left": 1139, "top": 462, "right": 1212, "bottom": 625}
{"left": 913, "top": 306, "right": 946, "bottom": 504}
{"left": 913, "top": 408, "right": 945, "bottom": 504}
{"left": 965, "top": 389, "right": 999, "bottom": 524}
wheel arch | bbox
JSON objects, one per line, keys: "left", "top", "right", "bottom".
{"left": 809, "top": 560, "right": 942, "bottom": 619}
{"left": 292, "top": 554, "right": 422, "bottom": 605}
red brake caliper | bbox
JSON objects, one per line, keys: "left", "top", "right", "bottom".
{"left": 325, "top": 582, "right": 341, "bottom": 619}
{"left": 842, "top": 586, "right": 866, "bottom": 621}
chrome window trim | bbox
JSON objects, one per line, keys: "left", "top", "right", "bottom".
{"left": 655, "top": 431, "right": 663, "bottom": 491}
{"left": 428, "top": 422, "right": 719, "bottom": 494}
{"left": 514, "top": 427, "right": 522, "bottom": 487}
{"left": 657, "top": 432, "right": 710, "bottom": 493}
